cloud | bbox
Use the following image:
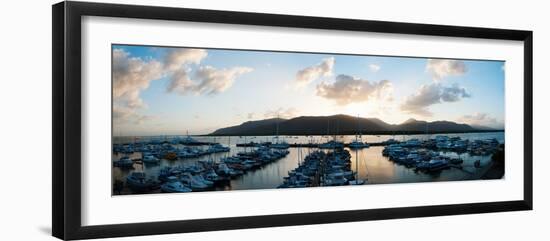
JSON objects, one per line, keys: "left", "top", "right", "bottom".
{"left": 264, "top": 107, "right": 298, "bottom": 119}
{"left": 369, "top": 64, "right": 381, "bottom": 72}
{"left": 113, "top": 47, "right": 252, "bottom": 125}
{"left": 163, "top": 49, "right": 253, "bottom": 96}
{"left": 193, "top": 66, "right": 253, "bottom": 95}
{"left": 441, "top": 83, "right": 471, "bottom": 102}
{"left": 247, "top": 112, "right": 255, "bottom": 119}
{"left": 400, "top": 83, "right": 471, "bottom": 116}
{"left": 458, "top": 112, "right": 503, "bottom": 129}
{"left": 167, "top": 66, "right": 253, "bottom": 95}
{"left": 295, "top": 57, "right": 335, "bottom": 86}
{"left": 166, "top": 68, "right": 194, "bottom": 93}
{"left": 112, "top": 48, "right": 164, "bottom": 123}
{"left": 426, "top": 59, "right": 467, "bottom": 81}
{"left": 164, "top": 48, "right": 207, "bottom": 72}
{"left": 315, "top": 74, "right": 394, "bottom": 105}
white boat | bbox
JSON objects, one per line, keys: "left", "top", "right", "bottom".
{"left": 180, "top": 131, "right": 200, "bottom": 145}
{"left": 194, "top": 174, "right": 214, "bottom": 187}
{"left": 348, "top": 179, "right": 365, "bottom": 185}
{"left": 161, "top": 176, "right": 192, "bottom": 193}
{"left": 416, "top": 158, "right": 449, "bottom": 171}
{"left": 349, "top": 115, "right": 369, "bottom": 149}
{"left": 348, "top": 140, "right": 367, "bottom": 149}
{"left": 271, "top": 115, "right": 290, "bottom": 149}
{"left": 324, "top": 171, "right": 348, "bottom": 186}
{"left": 319, "top": 140, "right": 344, "bottom": 149}
{"left": 271, "top": 142, "right": 290, "bottom": 149}
{"left": 176, "top": 149, "right": 197, "bottom": 158}
{"left": 126, "top": 172, "right": 159, "bottom": 191}
{"left": 114, "top": 156, "right": 133, "bottom": 168}
{"left": 142, "top": 154, "right": 160, "bottom": 164}
{"left": 206, "top": 143, "right": 230, "bottom": 153}
{"left": 216, "top": 163, "right": 240, "bottom": 177}
{"left": 180, "top": 173, "right": 209, "bottom": 191}
{"left": 203, "top": 169, "right": 220, "bottom": 182}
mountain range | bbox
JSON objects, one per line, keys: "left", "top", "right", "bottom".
{"left": 209, "top": 114, "right": 500, "bottom": 136}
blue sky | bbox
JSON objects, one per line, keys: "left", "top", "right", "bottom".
{"left": 112, "top": 44, "right": 505, "bottom": 136}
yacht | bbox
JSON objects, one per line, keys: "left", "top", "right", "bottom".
{"left": 126, "top": 172, "right": 159, "bottom": 191}
{"left": 161, "top": 176, "right": 192, "bottom": 193}
{"left": 180, "top": 132, "right": 200, "bottom": 145}
{"left": 206, "top": 143, "right": 230, "bottom": 153}
{"left": 114, "top": 156, "right": 133, "bottom": 168}
{"left": 142, "top": 154, "right": 160, "bottom": 164}
{"left": 271, "top": 141, "right": 290, "bottom": 149}
{"left": 319, "top": 140, "right": 344, "bottom": 149}
{"left": 349, "top": 115, "right": 370, "bottom": 150}
{"left": 348, "top": 140, "right": 367, "bottom": 149}
{"left": 348, "top": 179, "right": 365, "bottom": 185}
{"left": 180, "top": 173, "right": 209, "bottom": 191}
{"left": 324, "top": 171, "right": 348, "bottom": 186}
{"left": 203, "top": 169, "right": 221, "bottom": 183}
{"left": 416, "top": 158, "right": 449, "bottom": 171}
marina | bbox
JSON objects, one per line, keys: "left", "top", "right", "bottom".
{"left": 112, "top": 132, "right": 504, "bottom": 195}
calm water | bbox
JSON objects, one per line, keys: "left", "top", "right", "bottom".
{"left": 112, "top": 132, "right": 504, "bottom": 193}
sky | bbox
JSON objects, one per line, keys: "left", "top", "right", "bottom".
{"left": 112, "top": 44, "right": 505, "bottom": 136}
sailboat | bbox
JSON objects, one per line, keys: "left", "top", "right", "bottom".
{"left": 349, "top": 115, "right": 368, "bottom": 149}
{"left": 319, "top": 118, "right": 344, "bottom": 149}
{"left": 271, "top": 115, "right": 290, "bottom": 149}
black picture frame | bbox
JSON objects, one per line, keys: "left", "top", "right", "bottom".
{"left": 52, "top": 1, "right": 533, "bottom": 240}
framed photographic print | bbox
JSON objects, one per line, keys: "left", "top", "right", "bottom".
{"left": 52, "top": 1, "right": 533, "bottom": 240}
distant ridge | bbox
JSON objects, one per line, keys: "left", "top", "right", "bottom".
{"left": 209, "top": 114, "right": 501, "bottom": 136}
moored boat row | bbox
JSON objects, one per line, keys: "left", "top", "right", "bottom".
{"left": 116, "top": 146, "right": 290, "bottom": 194}
{"left": 382, "top": 136, "right": 499, "bottom": 172}
{"left": 279, "top": 148, "right": 362, "bottom": 188}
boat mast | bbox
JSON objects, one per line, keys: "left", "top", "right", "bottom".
{"left": 326, "top": 119, "right": 330, "bottom": 145}
{"left": 425, "top": 121, "right": 429, "bottom": 140}
{"left": 275, "top": 114, "right": 280, "bottom": 145}
{"left": 356, "top": 114, "right": 360, "bottom": 142}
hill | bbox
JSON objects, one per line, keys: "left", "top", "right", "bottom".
{"left": 209, "top": 115, "right": 500, "bottom": 136}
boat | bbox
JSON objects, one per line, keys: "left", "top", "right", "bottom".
{"left": 142, "top": 153, "right": 160, "bottom": 164}
{"left": 319, "top": 140, "right": 344, "bottom": 149}
{"left": 176, "top": 149, "right": 198, "bottom": 158}
{"left": 271, "top": 115, "right": 290, "bottom": 149}
{"left": 113, "top": 156, "right": 133, "bottom": 168}
{"left": 126, "top": 172, "right": 159, "bottom": 191}
{"left": 216, "top": 163, "right": 240, "bottom": 178}
{"left": 348, "top": 179, "right": 365, "bottom": 185}
{"left": 180, "top": 131, "right": 200, "bottom": 145}
{"left": 349, "top": 115, "right": 370, "bottom": 150}
{"left": 180, "top": 173, "right": 209, "bottom": 191}
{"left": 416, "top": 158, "right": 449, "bottom": 172}
{"left": 164, "top": 152, "right": 178, "bottom": 160}
{"left": 348, "top": 140, "right": 367, "bottom": 149}
{"left": 203, "top": 169, "right": 223, "bottom": 183}
{"left": 271, "top": 142, "right": 290, "bottom": 149}
{"left": 161, "top": 176, "right": 192, "bottom": 193}
{"left": 206, "top": 143, "right": 230, "bottom": 153}
{"left": 324, "top": 171, "right": 348, "bottom": 186}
